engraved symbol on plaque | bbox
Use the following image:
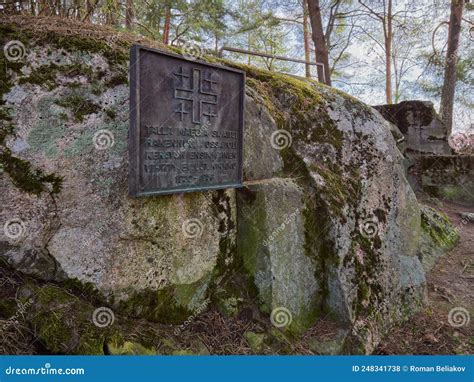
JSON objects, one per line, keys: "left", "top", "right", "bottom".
{"left": 173, "top": 66, "right": 218, "bottom": 125}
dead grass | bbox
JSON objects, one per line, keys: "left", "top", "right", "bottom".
{"left": 0, "top": 14, "right": 166, "bottom": 52}
{"left": 0, "top": 264, "right": 41, "bottom": 354}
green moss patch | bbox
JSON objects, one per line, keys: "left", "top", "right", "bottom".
{"left": 420, "top": 205, "right": 459, "bottom": 248}
{"left": 17, "top": 63, "right": 100, "bottom": 90}
{"left": 0, "top": 150, "right": 63, "bottom": 195}
{"left": 116, "top": 284, "right": 201, "bottom": 325}
{"left": 31, "top": 285, "right": 113, "bottom": 354}
{"left": 55, "top": 92, "right": 101, "bottom": 122}
{"left": 0, "top": 120, "right": 62, "bottom": 195}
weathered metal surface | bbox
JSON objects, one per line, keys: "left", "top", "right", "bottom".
{"left": 129, "top": 45, "right": 245, "bottom": 197}
{"left": 218, "top": 46, "right": 325, "bottom": 82}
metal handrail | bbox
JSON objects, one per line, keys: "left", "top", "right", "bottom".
{"left": 218, "top": 46, "right": 326, "bottom": 83}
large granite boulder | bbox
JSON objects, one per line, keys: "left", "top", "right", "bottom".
{"left": 238, "top": 75, "right": 429, "bottom": 350}
{"left": 0, "top": 17, "right": 458, "bottom": 353}
{"left": 0, "top": 22, "right": 236, "bottom": 324}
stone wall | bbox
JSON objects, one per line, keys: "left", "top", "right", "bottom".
{"left": 411, "top": 155, "right": 474, "bottom": 204}
{"left": 374, "top": 100, "right": 451, "bottom": 155}
{"left": 374, "top": 100, "right": 473, "bottom": 205}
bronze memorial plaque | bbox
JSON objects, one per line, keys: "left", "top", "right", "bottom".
{"left": 129, "top": 45, "right": 245, "bottom": 197}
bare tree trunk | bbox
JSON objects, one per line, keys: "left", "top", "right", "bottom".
{"left": 306, "top": 0, "right": 331, "bottom": 85}
{"left": 105, "top": 0, "right": 118, "bottom": 26}
{"left": 43, "top": 0, "right": 54, "bottom": 16}
{"left": 247, "top": 33, "right": 251, "bottom": 65}
{"left": 303, "top": 1, "right": 311, "bottom": 78}
{"left": 162, "top": 6, "right": 171, "bottom": 45}
{"left": 125, "top": 0, "right": 134, "bottom": 30}
{"left": 440, "top": 0, "right": 464, "bottom": 135}
{"left": 84, "top": 0, "right": 93, "bottom": 22}
{"left": 384, "top": 0, "right": 393, "bottom": 104}
{"left": 73, "top": 0, "right": 82, "bottom": 19}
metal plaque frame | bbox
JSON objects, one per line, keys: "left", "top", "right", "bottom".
{"left": 129, "top": 44, "right": 245, "bottom": 197}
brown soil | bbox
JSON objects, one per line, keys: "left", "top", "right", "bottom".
{"left": 376, "top": 199, "right": 474, "bottom": 355}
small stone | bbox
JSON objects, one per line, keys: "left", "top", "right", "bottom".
{"left": 422, "top": 333, "right": 439, "bottom": 344}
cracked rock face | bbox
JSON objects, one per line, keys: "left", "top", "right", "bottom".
{"left": 0, "top": 42, "right": 234, "bottom": 322}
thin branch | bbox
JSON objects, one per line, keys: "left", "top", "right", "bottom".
{"left": 432, "top": 21, "right": 449, "bottom": 56}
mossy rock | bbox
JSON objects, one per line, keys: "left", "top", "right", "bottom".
{"left": 106, "top": 341, "right": 156, "bottom": 355}
{"left": 420, "top": 206, "right": 459, "bottom": 247}
{"left": 0, "top": 16, "right": 458, "bottom": 355}
{"left": 28, "top": 285, "right": 113, "bottom": 354}
{"left": 418, "top": 205, "right": 459, "bottom": 272}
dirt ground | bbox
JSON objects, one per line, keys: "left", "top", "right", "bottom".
{"left": 376, "top": 199, "right": 474, "bottom": 355}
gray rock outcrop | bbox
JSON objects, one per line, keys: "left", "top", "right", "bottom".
{"left": 0, "top": 18, "right": 459, "bottom": 353}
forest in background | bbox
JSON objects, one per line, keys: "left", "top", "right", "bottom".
{"left": 0, "top": 0, "right": 473, "bottom": 133}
